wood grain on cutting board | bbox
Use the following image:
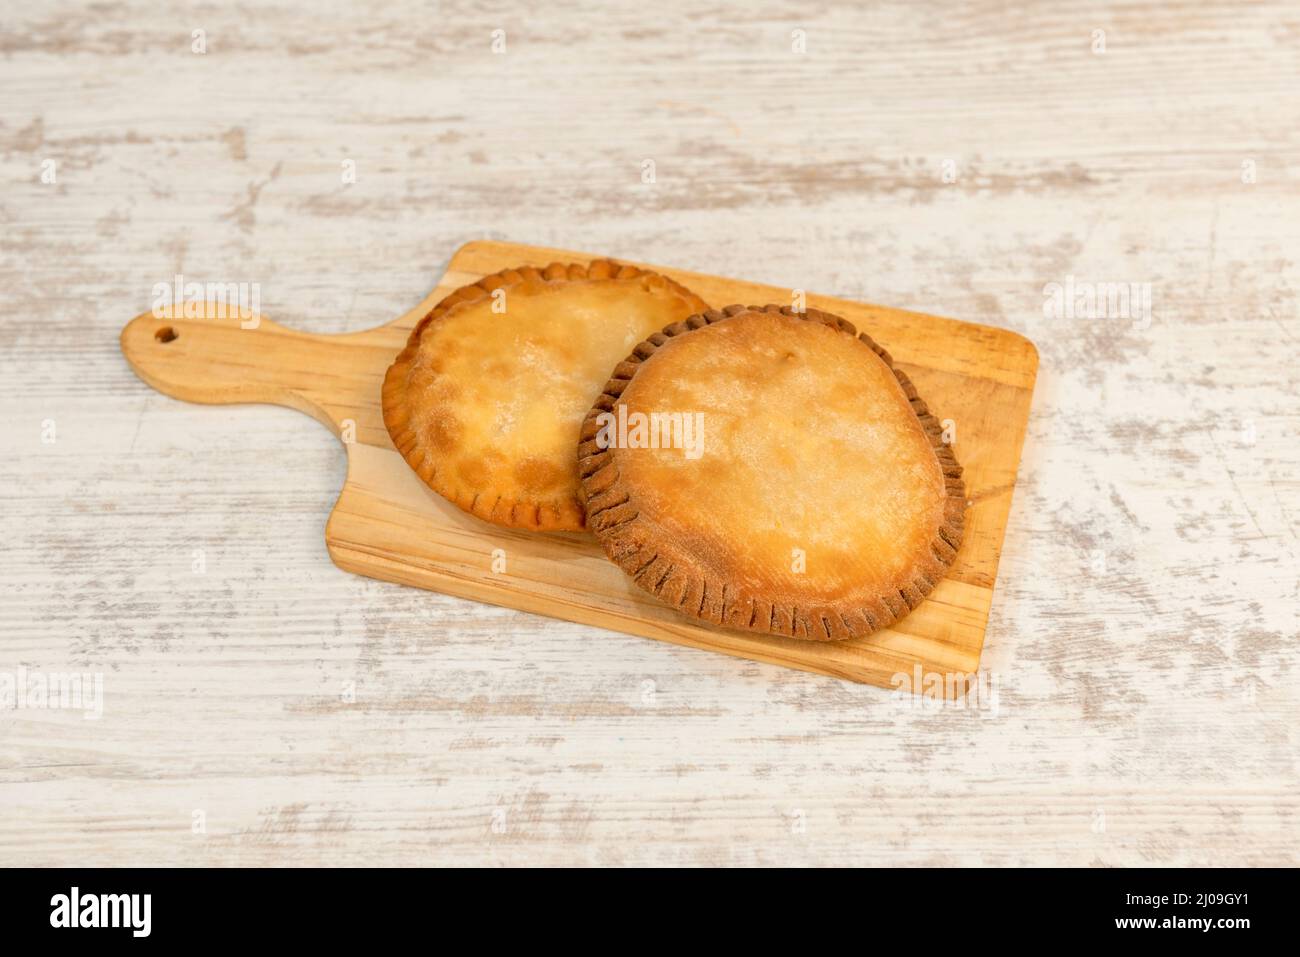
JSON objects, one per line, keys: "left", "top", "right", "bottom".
{"left": 120, "top": 240, "right": 1037, "bottom": 687}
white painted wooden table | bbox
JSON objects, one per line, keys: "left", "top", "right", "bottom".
{"left": 1, "top": 1, "right": 1296, "bottom": 866}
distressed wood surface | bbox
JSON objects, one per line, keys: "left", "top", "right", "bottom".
{"left": 1, "top": 0, "right": 1297, "bottom": 866}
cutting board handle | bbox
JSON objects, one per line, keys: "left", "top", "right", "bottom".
{"left": 120, "top": 304, "right": 397, "bottom": 441}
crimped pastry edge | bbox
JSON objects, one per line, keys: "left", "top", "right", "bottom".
{"left": 577, "top": 304, "right": 967, "bottom": 641}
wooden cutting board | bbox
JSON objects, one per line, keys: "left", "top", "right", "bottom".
{"left": 120, "top": 240, "right": 1037, "bottom": 690}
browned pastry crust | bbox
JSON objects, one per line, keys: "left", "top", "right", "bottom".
{"left": 577, "top": 304, "right": 966, "bottom": 641}
{"left": 382, "top": 260, "right": 710, "bottom": 530}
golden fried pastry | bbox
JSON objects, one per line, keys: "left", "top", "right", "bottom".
{"left": 578, "top": 305, "right": 965, "bottom": 640}
{"left": 383, "top": 260, "right": 709, "bottom": 529}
